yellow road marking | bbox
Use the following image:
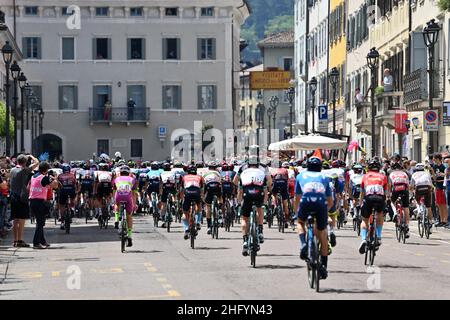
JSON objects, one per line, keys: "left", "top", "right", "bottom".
{"left": 147, "top": 267, "right": 158, "bottom": 272}
{"left": 22, "top": 272, "right": 43, "bottom": 279}
{"left": 144, "top": 263, "right": 153, "bottom": 267}
{"left": 52, "top": 271, "right": 61, "bottom": 277}
{"left": 162, "top": 284, "right": 173, "bottom": 289}
{"left": 167, "top": 290, "right": 181, "bottom": 297}
{"left": 92, "top": 268, "right": 124, "bottom": 274}
{"left": 156, "top": 277, "right": 167, "bottom": 283}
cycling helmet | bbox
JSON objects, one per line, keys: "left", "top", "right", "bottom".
{"left": 392, "top": 153, "right": 401, "bottom": 162}
{"left": 128, "top": 160, "right": 136, "bottom": 168}
{"left": 117, "top": 159, "right": 126, "bottom": 167}
{"left": 248, "top": 155, "right": 259, "bottom": 167}
{"left": 307, "top": 157, "right": 322, "bottom": 172}
{"left": 62, "top": 163, "right": 71, "bottom": 173}
{"left": 391, "top": 162, "right": 402, "bottom": 170}
{"left": 173, "top": 161, "right": 183, "bottom": 168}
{"left": 322, "top": 160, "right": 330, "bottom": 170}
{"left": 282, "top": 161, "right": 290, "bottom": 169}
{"left": 187, "top": 165, "right": 197, "bottom": 175}
{"left": 222, "top": 163, "right": 230, "bottom": 172}
{"left": 368, "top": 158, "right": 382, "bottom": 171}
{"left": 99, "top": 163, "right": 109, "bottom": 171}
{"left": 195, "top": 161, "right": 205, "bottom": 169}
{"left": 352, "top": 164, "right": 363, "bottom": 174}
{"left": 150, "top": 161, "right": 159, "bottom": 170}
{"left": 162, "top": 162, "right": 171, "bottom": 171}
{"left": 415, "top": 163, "right": 425, "bottom": 171}
{"left": 53, "top": 162, "right": 61, "bottom": 169}
{"left": 208, "top": 161, "right": 218, "bottom": 169}
{"left": 115, "top": 152, "right": 122, "bottom": 159}
{"left": 120, "top": 165, "right": 130, "bottom": 175}
{"left": 83, "top": 162, "right": 90, "bottom": 170}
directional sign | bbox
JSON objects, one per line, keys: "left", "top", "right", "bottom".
{"left": 424, "top": 110, "right": 439, "bottom": 132}
{"left": 443, "top": 102, "right": 450, "bottom": 126}
{"left": 158, "top": 126, "right": 167, "bottom": 138}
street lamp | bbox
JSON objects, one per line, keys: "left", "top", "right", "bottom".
{"left": 10, "top": 60, "right": 21, "bottom": 156}
{"left": 255, "top": 102, "right": 265, "bottom": 145}
{"left": 24, "top": 84, "right": 33, "bottom": 130}
{"left": 329, "top": 67, "right": 340, "bottom": 135}
{"left": 287, "top": 86, "right": 295, "bottom": 139}
{"left": 367, "top": 47, "right": 380, "bottom": 158}
{"left": 1, "top": 41, "right": 13, "bottom": 156}
{"left": 267, "top": 96, "right": 279, "bottom": 144}
{"left": 18, "top": 72, "right": 27, "bottom": 152}
{"left": 423, "top": 19, "right": 441, "bottom": 155}
{"left": 309, "top": 77, "right": 318, "bottom": 133}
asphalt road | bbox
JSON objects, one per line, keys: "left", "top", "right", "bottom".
{"left": 1, "top": 213, "right": 450, "bottom": 300}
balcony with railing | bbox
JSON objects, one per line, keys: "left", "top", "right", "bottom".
{"left": 355, "top": 101, "right": 372, "bottom": 134}
{"left": 89, "top": 107, "right": 150, "bottom": 125}
{"left": 403, "top": 68, "right": 443, "bottom": 109}
{"left": 375, "top": 91, "right": 404, "bottom": 129}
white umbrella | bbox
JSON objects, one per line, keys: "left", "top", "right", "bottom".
{"left": 268, "top": 135, "right": 347, "bottom": 151}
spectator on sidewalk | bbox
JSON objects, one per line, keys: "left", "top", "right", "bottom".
{"left": 29, "top": 162, "right": 59, "bottom": 249}
{"left": 9, "top": 154, "right": 39, "bottom": 247}
{"left": 431, "top": 153, "right": 448, "bottom": 227}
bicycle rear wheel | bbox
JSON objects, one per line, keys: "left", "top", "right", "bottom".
{"left": 190, "top": 225, "right": 195, "bottom": 249}
{"left": 250, "top": 220, "right": 257, "bottom": 268}
{"left": 121, "top": 221, "right": 127, "bottom": 253}
{"left": 425, "top": 219, "right": 431, "bottom": 239}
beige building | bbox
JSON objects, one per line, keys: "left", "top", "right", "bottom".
{"left": 0, "top": 0, "right": 250, "bottom": 161}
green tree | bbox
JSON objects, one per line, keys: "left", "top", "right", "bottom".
{"left": 0, "top": 101, "right": 15, "bottom": 138}
{"left": 265, "top": 15, "right": 294, "bottom": 35}
{"left": 438, "top": 0, "right": 450, "bottom": 11}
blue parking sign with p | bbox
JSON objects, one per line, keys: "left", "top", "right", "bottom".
{"left": 318, "top": 105, "right": 328, "bottom": 120}
{"left": 159, "top": 126, "right": 167, "bottom": 138}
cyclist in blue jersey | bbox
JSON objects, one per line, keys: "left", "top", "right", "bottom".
{"left": 146, "top": 162, "right": 162, "bottom": 220}
{"left": 294, "top": 157, "right": 333, "bottom": 280}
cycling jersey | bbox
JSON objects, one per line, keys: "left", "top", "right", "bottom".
{"left": 171, "top": 168, "right": 186, "bottom": 186}
{"left": 349, "top": 173, "right": 363, "bottom": 196}
{"left": 203, "top": 170, "right": 222, "bottom": 204}
{"left": 240, "top": 167, "right": 267, "bottom": 217}
{"left": 389, "top": 170, "right": 409, "bottom": 192}
{"left": 271, "top": 168, "right": 289, "bottom": 200}
{"left": 58, "top": 173, "right": 77, "bottom": 191}
{"left": 411, "top": 171, "right": 432, "bottom": 188}
{"left": 146, "top": 170, "right": 161, "bottom": 194}
{"left": 161, "top": 171, "right": 177, "bottom": 188}
{"left": 182, "top": 174, "right": 204, "bottom": 212}
{"left": 113, "top": 176, "right": 137, "bottom": 214}
{"left": 96, "top": 171, "right": 113, "bottom": 199}
{"left": 361, "top": 172, "right": 387, "bottom": 196}
{"left": 221, "top": 170, "right": 236, "bottom": 196}
{"left": 295, "top": 171, "right": 331, "bottom": 231}
{"left": 182, "top": 174, "right": 204, "bottom": 190}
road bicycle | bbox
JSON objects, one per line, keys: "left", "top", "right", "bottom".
{"left": 119, "top": 201, "right": 128, "bottom": 253}
{"left": 265, "top": 195, "right": 274, "bottom": 228}
{"left": 364, "top": 207, "right": 378, "bottom": 266}
{"left": 150, "top": 192, "right": 159, "bottom": 227}
{"left": 166, "top": 193, "right": 176, "bottom": 233}
{"left": 223, "top": 194, "right": 235, "bottom": 232}
{"left": 188, "top": 199, "right": 198, "bottom": 249}
{"left": 64, "top": 195, "right": 72, "bottom": 235}
{"left": 245, "top": 205, "right": 260, "bottom": 268}
{"left": 211, "top": 195, "right": 221, "bottom": 239}
{"left": 98, "top": 196, "right": 110, "bottom": 229}
{"left": 274, "top": 193, "right": 285, "bottom": 233}
{"left": 394, "top": 198, "right": 408, "bottom": 244}
{"left": 417, "top": 195, "right": 432, "bottom": 239}
{"left": 352, "top": 202, "right": 362, "bottom": 236}
{"left": 305, "top": 214, "right": 321, "bottom": 292}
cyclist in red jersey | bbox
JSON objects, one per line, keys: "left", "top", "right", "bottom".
{"left": 359, "top": 158, "right": 388, "bottom": 254}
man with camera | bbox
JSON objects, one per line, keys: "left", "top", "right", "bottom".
{"left": 9, "top": 154, "right": 39, "bottom": 247}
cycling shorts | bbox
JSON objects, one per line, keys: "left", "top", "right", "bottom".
{"left": 415, "top": 186, "right": 432, "bottom": 208}
{"left": 205, "top": 182, "right": 221, "bottom": 205}
{"left": 183, "top": 187, "right": 202, "bottom": 212}
{"left": 115, "top": 194, "right": 134, "bottom": 215}
{"left": 272, "top": 179, "right": 289, "bottom": 200}
{"left": 59, "top": 189, "right": 76, "bottom": 205}
{"left": 80, "top": 182, "right": 94, "bottom": 198}
{"left": 161, "top": 186, "right": 176, "bottom": 203}
{"left": 297, "top": 199, "right": 328, "bottom": 231}
{"left": 97, "top": 182, "right": 112, "bottom": 199}
{"left": 391, "top": 190, "right": 409, "bottom": 208}
{"left": 241, "top": 190, "right": 264, "bottom": 218}
{"left": 362, "top": 195, "right": 385, "bottom": 219}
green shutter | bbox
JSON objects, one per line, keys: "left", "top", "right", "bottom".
{"left": 108, "top": 86, "right": 112, "bottom": 105}
{"left": 74, "top": 86, "right": 78, "bottom": 110}
{"left": 59, "top": 86, "right": 63, "bottom": 110}
{"left": 37, "top": 37, "right": 42, "bottom": 59}
{"left": 142, "top": 38, "right": 146, "bottom": 59}
{"left": 107, "top": 38, "right": 112, "bottom": 59}
{"left": 162, "top": 39, "right": 166, "bottom": 59}
{"left": 177, "top": 38, "right": 181, "bottom": 60}
{"left": 22, "top": 38, "right": 27, "bottom": 58}
{"left": 178, "top": 86, "right": 182, "bottom": 109}
{"left": 198, "top": 86, "right": 202, "bottom": 109}
{"left": 213, "top": 86, "right": 217, "bottom": 109}
{"left": 211, "top": 38, "right": 216, "bottom": 60}
{"left": 162, "top": 86, "right": 166, "bottom": 109}
{"left": 93, "top": 86, "right": 97, "bottom": 109}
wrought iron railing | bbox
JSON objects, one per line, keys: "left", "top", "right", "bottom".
{"left": 89, "top": 107, "right": 150, "bottom": 123}
{"left": 404, "top": 68, "right": 443, "bottom": 106}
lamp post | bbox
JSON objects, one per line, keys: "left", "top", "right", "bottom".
{"left": 287, "top": 86, "right": 295, "bottom": 138}
{"left": 367, "top": 47, "right": 380, "bottom": 158}
{"left": 256, "top": 102, "right": 265, "bottom": 145}
{"left": 309, "top": 77, "right": 318, "bottom": 133}
{"left": 329, "top": 67, "right": 340, "bottom": 135}
{"left": 267, "top": 96, "right": 279, "bottom": 144}
{"left": 1, "top": 41, "right": 13, "bottom": 156}
{"left": 18, "top": 72, "right": 27, "bottom": 152}
{"left": 423, "top": 19, "right": 440, "bottom": 155}
{"left": 24, "top": 84, "right": 33, "bottom": 130}
{"left": 10, "top": 60, "right": 21, "bottom": 155}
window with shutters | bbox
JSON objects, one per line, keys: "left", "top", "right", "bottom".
{"left": 25, "top": 6, "right": 38, "bottom": 16}
{"left": 127, "top": 85, "right": 145, "bottom": 108}
{"left": 97, "top": 140, "right": 109, "bottom": 156}
{"left": 30, "top": 85, "right": 42, "bottom": 106}
{"left": 23, "top": 37, "right": 41, "bottom": 59}
{"left": 131, "top": 139, "right": 143, "bottom": 158}
{"left": 96, "top": 7, "right": 109, "bottom": 16}
{"left": 93, "top": 85, "right": 112, "bottom": 109}
{"left": 201, "top": 7, "right": 214, "bottom": 16}
{"left": 130, "top": 7, "right": 143, "bottom": 16}
{"left": 163, "top": 38, "right": 180, "bottom": 60}
{"left": 94, "top": 38, "right": 111, "bottom": 59}
{"left": 198, "top": 38, "right": 216, "bottom": 60}
{"left": 198, "top": 85, "right": 217, "bottom": 109}
{"left": 59, "top": 85, "right": 78, "bottom": 110}
{"left": 127, "top": 38, "right": 145, "bottom": 60}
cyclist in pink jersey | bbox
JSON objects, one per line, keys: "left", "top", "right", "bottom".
{"left": 113, "top": 166, "right": 138, "bottom": 247}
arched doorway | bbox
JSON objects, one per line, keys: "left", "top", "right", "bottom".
{"left": 36, "top": 134, "right": 62, "bottom": 161}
